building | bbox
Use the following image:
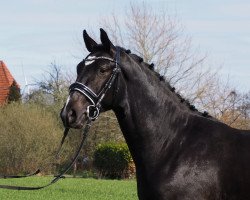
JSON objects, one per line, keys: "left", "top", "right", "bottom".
{"left": 0, "top": 61, "right": 20, "bottom": 105}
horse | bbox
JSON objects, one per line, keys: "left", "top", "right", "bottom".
{"left": 60, "top": 28, "right": 250, "bottom": 200}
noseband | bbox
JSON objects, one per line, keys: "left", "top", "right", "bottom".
{"left": 69, "top": 47, "right": 121, "bottom": 120}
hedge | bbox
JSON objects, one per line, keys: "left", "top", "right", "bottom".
{"left": 0, "top": 103, "right": 67, "bottom": 175}
{"left": 93, "top": 143, "right": 135, "bottom": 179}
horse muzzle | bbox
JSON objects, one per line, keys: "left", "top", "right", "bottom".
{"left": 60, "top": 93, "right": 91, "bottom": 129}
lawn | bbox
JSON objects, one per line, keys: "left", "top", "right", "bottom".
{"left": 0, "top": 177, "right": 138, "bottom": 200}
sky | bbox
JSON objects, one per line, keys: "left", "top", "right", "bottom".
{"left": 0, "top": 0, "right": 250, "bottom": 93}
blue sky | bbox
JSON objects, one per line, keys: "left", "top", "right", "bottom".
{"left": 0, "top": 0, "right": 249, "bottom": 93}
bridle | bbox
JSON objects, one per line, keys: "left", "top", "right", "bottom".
{"left": 69, "top": 46, "right": 121, "bottom": 121}
{"left": 0, "top": 47, "right": 122, "bottom": 190}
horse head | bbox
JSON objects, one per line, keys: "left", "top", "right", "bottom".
{"left": 60, "top": 29, "right": 125, "bottom": 128}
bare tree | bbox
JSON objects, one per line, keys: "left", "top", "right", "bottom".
{"left": 215, "top": 91, "right": 250, "bottom": 130}
{"left": 100, "top": 2, "right": 212, "bottom": 96}
{"left": 99, "top": 2, "right": 250, "bottom": 129}
{"left": 26, "top": 61, "right": 71, "bottom": 106}
{"left": 194, "top": 76, "right": 250, "bottom": 129}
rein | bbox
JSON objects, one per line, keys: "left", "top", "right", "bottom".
{"left": 0, "top": 121, "right": 91, "bottom": 190}
{"left": 0, "top": 47, "right": 121, "bottom": 190}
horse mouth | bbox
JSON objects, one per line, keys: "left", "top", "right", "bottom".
{"left": 71, "top": 120, "right": 85, "bottom": 129}
{"left": 70, "top": 112, "right": 88, "bottom": 129}
{"left": 61, "top": 108, "right": 88, "bottom": 129}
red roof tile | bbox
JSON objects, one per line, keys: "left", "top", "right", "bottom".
{"left": 0, "top": 61, "right": 19, "bottom": 104}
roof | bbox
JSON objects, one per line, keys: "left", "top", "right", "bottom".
{"left": 0, "top": 61, "right": 19, "bottom": 104}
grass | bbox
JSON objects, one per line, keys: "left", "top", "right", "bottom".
{"left": 0, "top": 177, "right": 138, "bottom": 200}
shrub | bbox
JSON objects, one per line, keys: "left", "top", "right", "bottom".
{"left": 0, "top": 102, "right": 65, "bottom": 175}
{"left": 7, "top": 80, "right": 21, "bottom": 103}
{"left": 93, "top": 143, "right": 134, "bottom": 179}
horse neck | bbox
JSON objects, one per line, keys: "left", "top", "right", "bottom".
{"left": 113, "top": 58, "right": 192, "bottom": 169}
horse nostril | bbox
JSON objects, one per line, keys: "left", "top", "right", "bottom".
{"left": 68, "top": 109, "right": 77, "bottom": 124}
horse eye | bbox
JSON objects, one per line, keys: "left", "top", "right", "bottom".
{"left": 99, "top": 67, "right": 107, "bottom": 74}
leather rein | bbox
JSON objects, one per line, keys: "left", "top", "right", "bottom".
{"left": 0, "top": 47, "right": 121, "bottom": 190}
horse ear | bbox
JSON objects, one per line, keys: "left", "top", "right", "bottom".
{"left": 83, "top": 30, "right": 97, "bottom": 52}
{"left": 100, "top": 28, "right": 114, "bottom": 52}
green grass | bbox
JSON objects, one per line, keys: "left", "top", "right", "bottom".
{"left": 0, "top": 177, "right": 138, "bottom": 200}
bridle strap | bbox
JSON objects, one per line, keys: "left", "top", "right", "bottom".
{"left": 69, "top": 82, "right": 98, "bottom": 105}
{"left": 0, "top": 170, "right": 40, "bottom": 179}
{"left": 69, "top": 47, "right": 121, "bottom": 121}
{"left": 0, "top": 120, "right": 92, "bottom": 190}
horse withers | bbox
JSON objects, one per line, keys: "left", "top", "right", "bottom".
{"left": 60, "top": 29, "right": 250, "bottom": 200}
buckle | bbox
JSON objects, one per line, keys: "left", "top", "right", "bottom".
{"left": 87, "top": 105, "right": 100, "bottom": 121}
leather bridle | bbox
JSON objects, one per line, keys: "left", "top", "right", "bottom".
{"left": 69, "top": 47, "right": 121, "bottom": 121}
{"left": 0, "top": 47, "right": 122, "bottom": 190}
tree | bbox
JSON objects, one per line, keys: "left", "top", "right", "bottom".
{"left": 7, "top": 80, "right": 21, "bottom": 103}
{"left": 28, "top": 61, "right": 71, "bottom": 105}
{"left": 188, "top": 75, "right": 250, "bottom": 129}
{"left": 99, "top": 2, "right": 250, "bottom": 129}
{"left": 100, "top": 2, "right": 211, "bottom": 97}
{"left": 216, "top": 90, "right": 250, "bottom": 129}
{"left": 24, "top": 61, "right": 73, "bottom": 120}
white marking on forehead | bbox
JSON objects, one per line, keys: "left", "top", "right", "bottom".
{"left": 85, "top": 56, "right": 97, "bottom": 66}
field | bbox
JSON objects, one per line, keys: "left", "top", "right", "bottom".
{"left": 0, "top": 177, "right": 138, "bottom": 200}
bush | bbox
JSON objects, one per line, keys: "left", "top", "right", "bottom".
{"left": 0, "top": 102, "right": 65, "bottom": 175}
{"left": 7, "top": 80, "right": 21, "bottom": 103}
{"left": 93, "top": 143, "right": 135, "bottom": 179}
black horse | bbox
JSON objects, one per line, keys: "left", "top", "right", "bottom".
{"left": 61, "top": 29, "right": 250, "bottom": 200}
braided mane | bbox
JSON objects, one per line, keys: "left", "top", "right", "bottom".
{"left": 123, "top": 48, "right": 210, "bottom": 118}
